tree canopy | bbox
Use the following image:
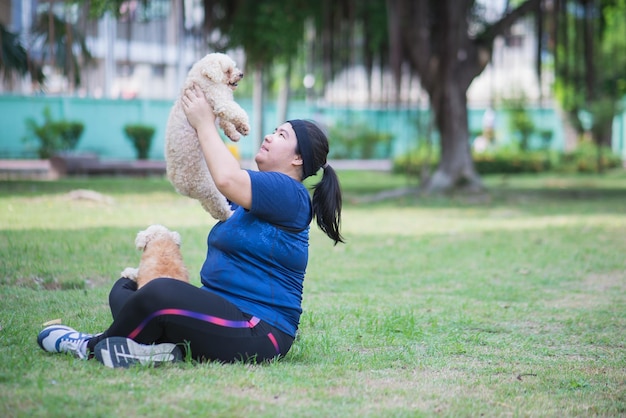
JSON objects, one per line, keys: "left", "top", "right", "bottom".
{"left": 0, "top": 22, "right": 44, "bottom": 86}
{"left": 31, "top": 7, "right": 93, "bottom": 90}
{"left": 200, "top": 0, "right": 546, "bottom": 192}
{"left": 7, "top": 0, "right": 625, "bottom": 186}
{"left": 553, "top": 0, "right": 626, "bottom": 148}
{"left": 203, "top": 0, "right": 310, "bottom": 68}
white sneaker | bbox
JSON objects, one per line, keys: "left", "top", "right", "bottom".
{"left": 94, "top": 337, "right": 183, "bottom": 368}
{"left": 37, "top": 325, "right": 93, "bottom": 359}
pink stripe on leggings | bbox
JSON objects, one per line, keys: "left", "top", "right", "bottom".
{"left": 127, "top": 308, "right": 261, "bottom": 339}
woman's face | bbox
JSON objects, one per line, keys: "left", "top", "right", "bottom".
{"left": 254, "top": 122, "right": 303, "bottom": 176}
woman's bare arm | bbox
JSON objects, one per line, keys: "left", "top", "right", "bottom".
{"left": 181, "top": 85, "right": 252, "bottom": 209}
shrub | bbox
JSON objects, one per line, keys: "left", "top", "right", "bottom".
{"left": 394, "top": 140, "right": 623, "bottom": 176}
{"left": 473, "top": 149, "right": 553, "bottom": 174}
{"left": 56, "top": 121, "right": 85, "bottom": 151}
{"left": 538, "top": 129, "right": 554, "bottom": 149}
{"left": 393, "top": 142, "right": 555, "bottom": 175}
{"left": 23, "top": 107, "right": 85, "bottom": 159}
{"left": 557, "top": 141, "right": 622, "bottom": 173}
{"left": 328, "top": 121, "right": 393, "bottom": 159}
{"left": 503, "top": 95, "right": 535, "bottom": 151}
{"left": 392, "top": 143, "right": 439, "bottom": 175}
{"left": 123, "top": 124, "right": 155, "bottom": 160}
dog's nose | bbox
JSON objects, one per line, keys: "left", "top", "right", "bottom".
{"left": 239, "top": 72, "right": 244, "bottom": 78}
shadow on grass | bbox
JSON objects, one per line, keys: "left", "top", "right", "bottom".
{"left": 3, "top": 170, "right": 626, "bottom": 200}
{"left": 0, "top": 177, "right": 175, "bottom": 197}
{"left": 490, "top": 186, "right": 626, "bottom": 201}
{"left": 340, "top": 170, "right": 626, "bottom": 215}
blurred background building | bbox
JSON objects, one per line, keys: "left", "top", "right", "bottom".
{"left": 1, "top": 0, "right": 545, "bottom": 105}
{"left": 2, "top": 0, "right": 211, "bottom": 98}
{"left": 0, "top": 0, "right": 623, "bottom": 165}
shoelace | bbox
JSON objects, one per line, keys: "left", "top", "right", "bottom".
{"left": 59, "top": 334, "right": 90, "bottom": 359}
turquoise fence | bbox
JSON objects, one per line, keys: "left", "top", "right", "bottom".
{"left": 0, "top": 94, "right": 624, "bottom": 161}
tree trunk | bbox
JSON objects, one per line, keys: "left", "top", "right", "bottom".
{"left": 426, "top": 78, "right": 483, "bottom": 193}
{"left": 65, "top": 16, "right": 74, "bottom": 93}
{"left": 595, "top": 118, "right": 614, "bottom": 148}
{"left": 252, "top": 65, "right": 264, "bottom": 155}
{"left": 419, "top": 1, "right": 484, "bottom": 193}
{"left": 386, "top": 0, "right": 540, "bottom": 193}
{"left": 48, "top": 0, "right": 55, "bottom": 68}
{"left": 276, "top": 62, "right": 291, "bottom": 125}
{"left": 593, "top": 113, "right": 615, "bottom": 174}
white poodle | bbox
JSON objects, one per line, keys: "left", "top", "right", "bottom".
{"left": 120, "top": 224, "right": 189, "bottom": 289}
{"left": 165, "top": 53, "right": 250, "bottom": 221}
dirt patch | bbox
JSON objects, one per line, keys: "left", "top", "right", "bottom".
{"left": 65, "top": 189, "right": 115, "bottom": 205}
{"left": 8, "top": 275, "right": 111, "bottom": 291}
{"left": 548, "top": 270, "right": 625, "bottom": 309}
{"left": 581, "top": 271, "right": 626, "bottom": 292}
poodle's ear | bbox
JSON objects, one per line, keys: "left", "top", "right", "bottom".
{"left": 135, "top": 230, "right": 150, "bottom": 251}
{"left": 201, "top": 60, "right": 225, "bottom": 82}
{"left": 169, "top": 231, "right": 182, "bottom": 247}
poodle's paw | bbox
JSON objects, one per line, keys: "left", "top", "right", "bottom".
{"left": 219, "top": 120, "right": 241, "bottom": 142}
{"left": 225, "top": 131, "right": 241, "bottom": 142}
{"left": 236, "top": 122, "right": 250, "bottom": 136}
{"left": 121, "top": 267, "right": 139, "bottom": 281}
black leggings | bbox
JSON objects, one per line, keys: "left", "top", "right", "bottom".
{"left": 87, "top": 278, "right": 294, "bottom": 363}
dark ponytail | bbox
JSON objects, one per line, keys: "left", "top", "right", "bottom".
{"left": 290, "top": 119, "right": 344, "bottom": 245}
{"left": 312, "top": 163, "right": 344, "bottom": 245}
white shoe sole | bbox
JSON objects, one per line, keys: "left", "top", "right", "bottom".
{"left": 94, "top": 337, "right": 183, "bottom": 368}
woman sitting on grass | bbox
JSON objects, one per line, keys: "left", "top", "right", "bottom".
{"left": 37, "top": 85, "right": 344, "bottom": 368}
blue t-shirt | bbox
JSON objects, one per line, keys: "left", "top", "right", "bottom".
{"left": 200, "top": 170, "right": 312, "bottom": 337}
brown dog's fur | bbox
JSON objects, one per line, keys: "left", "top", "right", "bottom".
{"left": 120, "top": 224, "right": 189, "bottom": 289}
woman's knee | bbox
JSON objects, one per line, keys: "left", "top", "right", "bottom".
{"left": 139, "top": 277, "right": 184, "bottom": 292}
{"left": 136, "top": 278, "right": 192, "bottom": 303}
{"left": 110, "top": 277, "right": 138, "bottom": 295}
{"left": 108, "top": 277, "right": 138, "bottom": 318}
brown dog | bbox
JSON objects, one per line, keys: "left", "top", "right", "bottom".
{"left": 120, "top": 224, "right": 189, "bottom": 289}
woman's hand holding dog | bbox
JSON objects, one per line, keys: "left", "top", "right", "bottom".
{"left": 182, "top": 84, "right": 217, "bottom": 133}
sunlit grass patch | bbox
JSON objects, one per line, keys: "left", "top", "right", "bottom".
{"left": 1, "top": 172, "right": 625, "bottom": 417}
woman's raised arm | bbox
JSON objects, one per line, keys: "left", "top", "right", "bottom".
{"left": 181, "top": 85, "right": 252, "bottom": 209}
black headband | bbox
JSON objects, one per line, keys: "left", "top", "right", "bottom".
{"left": 288, "top": 119, "right": 316, "bottom": 179}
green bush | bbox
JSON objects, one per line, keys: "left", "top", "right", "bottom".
{"left": 56, "top": 121, "right": 85, "bottom": 150}
{"left": 328, "top": 121, "right": 393, "bottom": 159}
{"left": 557, "top": 141, "right": 622, "bottom": 173}
{"left": 503, "top": 94, "right": 535, "bottom": 151}
{"left": 394, "top": 140, "right": 623, "bottom": 176}
{"left": 509, "top": 110, "right": 535, "bottom": 151}
{"left": 538, "top": 129, "right": 554, "bottom": 149}
{"left": 123, "top": 124, "right": 155, "bottom": 160}
{"left": 392, "top": 143, "right": 439, "bottom": 175}
{"left": 23, "top": 107, "right": 85, "bottom": 159}
{"left": 394, "top": 142, "right": 555, "bottom": 175}
{"left": 474, "top": 150, "right": 553, "bottom": 174}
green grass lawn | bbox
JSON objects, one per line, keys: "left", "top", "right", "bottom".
{"left": 1, "top": 170, "right": 625, "bottom": 417}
